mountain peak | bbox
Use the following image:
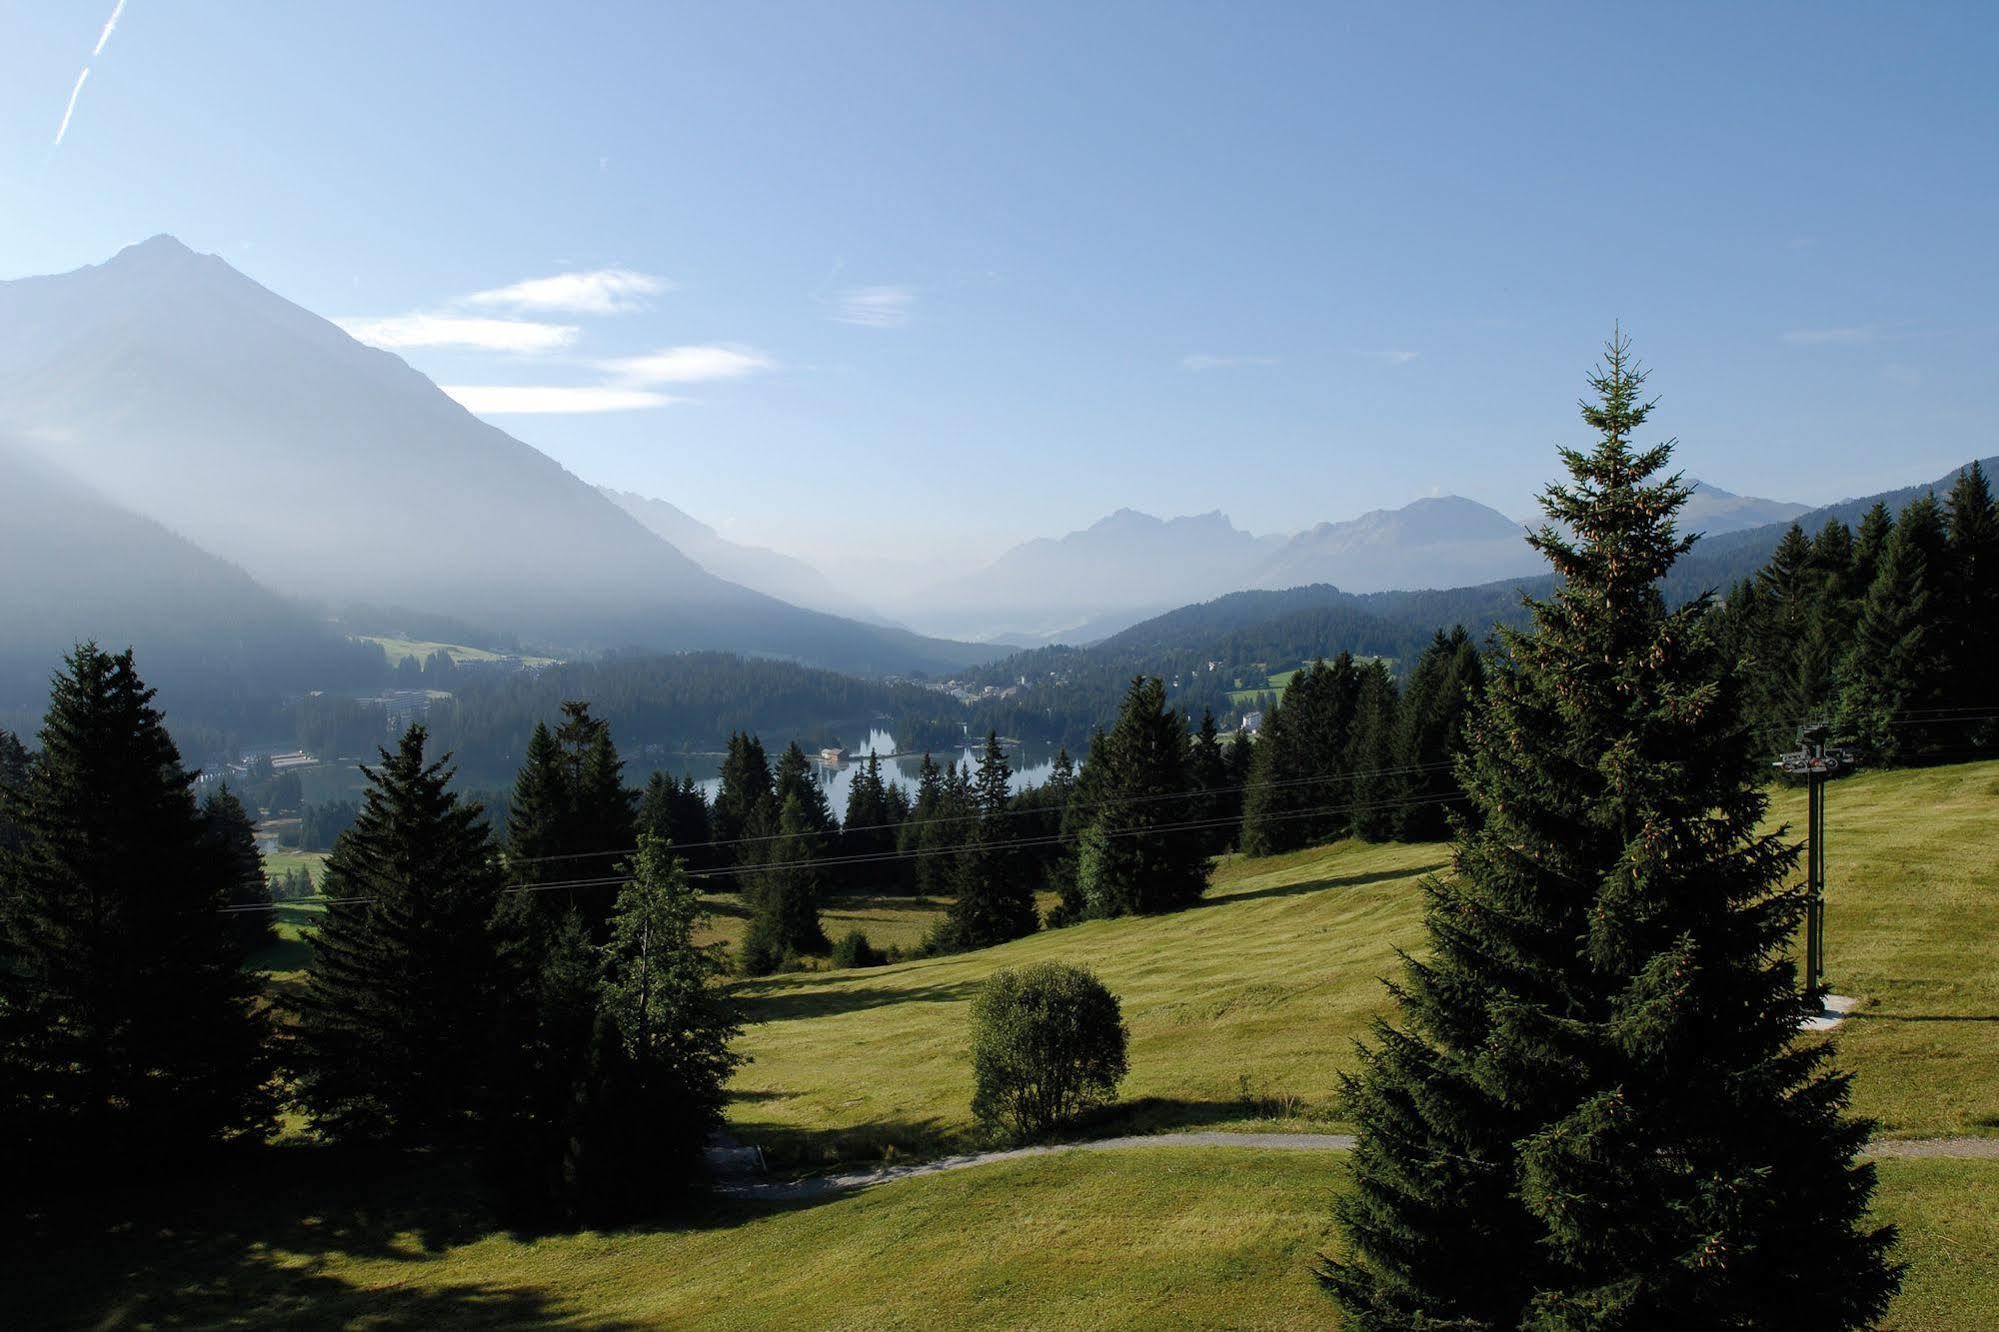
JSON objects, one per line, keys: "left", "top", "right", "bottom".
{"left": 106, "top": 234, "right": 207, "bottom": 270}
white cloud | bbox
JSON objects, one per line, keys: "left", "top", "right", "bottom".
{"left": 442, "top": 385, "right": 678, "bottom": 414}
{"left": 54, "top": 68, "right": 89, "bottom": 145}
{"left": 467, "top": 268, "right": 668, "bottom": 316}
{"left": 1384, "top": 349, "right": 1419, "bottom": 365}
{"left": 1783, "top": 326, "right": 1871, "bottom": 346}
{"left": 833, "top": 285, "right": 914, "bottom": 328}
{"left": 335, "top": 313, "right": 579, "bottom": 353}
{"left": 93, "top": 0, "right": 127, "bottom": 56}
{"left": 599, "top": 344, "right": 774, "bottom": 384}
{"left": 1181, "top": 353, "right": 1276, "bottom": 371}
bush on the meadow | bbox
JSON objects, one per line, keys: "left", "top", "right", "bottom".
{"left": 831, "top": 929, "right": 885, "bottom": 968}
{"left": 969, "top": 962, "right": 1128, "bottom": 1142}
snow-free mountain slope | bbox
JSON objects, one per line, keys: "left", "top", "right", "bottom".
{"left": 1247, "top": 495, "right": 1538, "bottom": 594}
{"left": 597, "top": 487, "right": 883, "bottom": 622}
{"left": 898, "top": 508, "right": 1280, "bottom": 642}
{"left": 0, "top": 439, "right": 377, "bottom": 718}
{"left": 0, "top": 237, "right": 984, "bottom": 675}
{"left": 1677, "top": 479, "right": 1810, "bottom": 536}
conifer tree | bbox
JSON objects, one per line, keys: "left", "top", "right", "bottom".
{"left": 564, "top": 835, "right": 742, "bottom": 1222}
{"left": 202, "top": 785, "right": 277, "bottom": 953}
{"left": 1748, "top": 524, "right": 1819, "bottom": 726}
{"left": 1189, "top": 708, "right": 1233, "bottom": 854}
{"left": 1838, "top": 494, "right": 1951, "bottom": 762}
{"left": 1942, "top": 461, "right": 1998, "bottom": 748}
{"left": 711, "top": 731, "right": 774, "bottom": 863}
{"left": 1239, "top": 655, "right": 1361, "bottom": 854}
{"left": 1049, "top": 729, "right": 1109, "bottom": 922}
{"left": 899, "top": 752, "right": 947, "bottom": 896}
{"left": 291, "top": 725, "right": 505, "bottom": 1143}
{"left": 1851, "top": 501, "right": 1893, "bottom": 599}
{"left": 0, "top": 729, "right": 30, "bottom": 857}
{"left": 840, "top": 752, "right": 898, "bottom": 891}
{"left": 1327, "top": 334, "right": 1899, "bottom": 1328}
{"left": 1394, "top": 627, "right": 1484, "bottom": 843}
{"left": 639, "top": 770, "right": 713, "bottom": 870}
{"left": 739, "top": 793, "right": 827, "bottom": 974}
{"left": 0, "top": 646, "right": 271, "bottom": 1180}
{"left": 774, "top": 741, "right": 838, "bottom": 838}
{"left": 1073, "top": 678, "right": 1204, "bottom": 917}
{"left": 1345, "top": 661, "right": 1401, "bottom": 843}
{"left": 936, "top": 731, "right": 1036, "bottom": 950}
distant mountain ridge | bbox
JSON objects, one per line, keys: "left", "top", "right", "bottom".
{"left": 896, "top": 494, "right": 1547, "bottom": 644}
{"left": 899, "top": 472, "right": 1814, "bottom": 647}
{"left": 0, "top": 237, "right": 987, "bottom": 678}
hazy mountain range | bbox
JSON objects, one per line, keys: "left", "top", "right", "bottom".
{"left": 0, "top": 237, "right": 985, "bottom": 684}
{"left": 0, "top": 234, "right": 1845, "bottom": 712}
{"left": 884, "top": 479, "right": 1810, "bottom": 646}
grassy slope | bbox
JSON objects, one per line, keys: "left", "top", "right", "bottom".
{"left": 17, "top": 761, "right": 1984, "bottom": 1327}
{"left": 727, "top": 760, "right": 1999, "bottom": 1165}
{"left": 12, "top": 1150, "right": 1992, "bottom": 1330}
{"left": 357, "top": 635, "right": 558, "bottom": 668}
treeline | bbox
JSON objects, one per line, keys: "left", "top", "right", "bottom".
{"left": 1714, "top": 461, "right": 1997, "bottom": 763}
{"left": 0, "top": 647, "right": 743, "bottom": 1229}
{"left": 411, "top": 652, "right": 967, "bottom": 781}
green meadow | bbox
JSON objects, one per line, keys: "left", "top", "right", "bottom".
{"left": 14, "top": 761, "right": 1992, "bottom": 1328}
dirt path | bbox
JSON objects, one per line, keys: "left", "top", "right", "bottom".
{"left": 1868, "top": 1137, "right": 1999, "bottom": 1160}
{"left": 717, "top": 1130, "right": 1999, "bottom": 1202}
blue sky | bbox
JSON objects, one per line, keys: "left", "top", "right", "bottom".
{"left": 4, "top": 2, "right": 1995, "bottom": 586}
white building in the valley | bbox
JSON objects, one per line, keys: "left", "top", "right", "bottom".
{"left": 1239, "top": 711, "right": 1265, "bottom": 736}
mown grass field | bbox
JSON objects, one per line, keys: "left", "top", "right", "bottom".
{"left": 726, "top": 760, "right": 1999, "bottom": 1164}
{"left": 1227, "top": 667, "right": 1302, "bottom": 706}
{"left": 356, "top": 635, "right": 558, "bottom": 668}
{"left": 12, "top": 761, "right": 1987, "bottom": 1328}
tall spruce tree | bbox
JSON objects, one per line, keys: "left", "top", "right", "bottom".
{"left": 202, "top": 786, "right": 278, "bottom": 954}
{"left": 899, "top": 752, "right": 948, "bottom": 896}
{"left": 1327, "top": 335, "right": 1898, "bottom": 1328}
{"left": 0, "top": 729, "right": 30, "bottom": 849}
{"left": 562, "top": 835, "right": 743, "bottom": 1223}
{"left": 739, "top": 793, "right": 828, "bottom": 974}
{"left": 936, "top": 731, "right": 1036, "bottom": 950}
{"left": 1189, "top": 708, "right": 1233, "bottom": 855}
{"left": 1837, "top": 493, "right": 1951, "bottom": 762}
{"left": 639, "top": 770, "right": 713, "bottom": 871}
{"left": 0, "top": 646, "right": 271, "bottom": 1180}
{"left": 1239, "top": 655, "right": 1362, "bottom": 855}
{"left": 1394, "top": 627, "right": 1485, "bottom": 843}
{"left": 1072, "top": 678, "right": 1205, "bottom": 917}
{"left": 1942, "top": 461, "right": 1998, "bottom": 748}
{"left": 840, "top": 752, "right": 898, "bottom": 891}
{"left": 1346, "top": 661, "right": 1401, "bottom": 843}
{"left": 291, "top": 725, "right": 505, "bottom": 1143}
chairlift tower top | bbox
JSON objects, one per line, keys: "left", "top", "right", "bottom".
{"left": 1774, "top": 723, "right": 1858, "bottom": 997}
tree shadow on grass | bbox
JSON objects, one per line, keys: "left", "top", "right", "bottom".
{"left": 725, "top": 1112, "right": 965, "bottom": 1172}
{"left": 7, "top": 1145, "right": 646, "bottom": 1330}
{"left": 1067, "top": 1094, "right": 1276, "bottom": 1138}
{"left": 733, "top": 976, "right": 984, "bottom": 1024}
{"left": 1209, "top": 861, "right": 1447, "bottom": 907}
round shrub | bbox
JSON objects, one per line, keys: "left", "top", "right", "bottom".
{"left": 968, "top": 962, "right": 1129, "bottom": 1142}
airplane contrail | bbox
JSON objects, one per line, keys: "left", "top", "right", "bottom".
{"left": 54, "top": 1, "right": 129, "bottom": 149}
{"left": 54, "top": 68, "right": 90, "bottom": 146}
{"left": 93, "top": 0, "right": 128, "bottom": 57}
